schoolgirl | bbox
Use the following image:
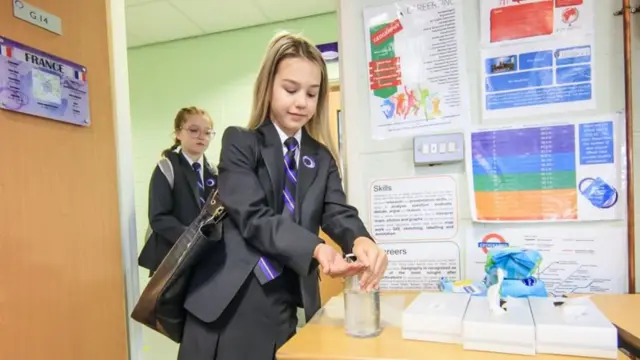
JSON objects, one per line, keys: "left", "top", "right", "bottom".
{"left": 139, "top": 106, "right": 218, "bottom": 274}
{"left": 178, "top": 33, "right": 388, "bottom": 360}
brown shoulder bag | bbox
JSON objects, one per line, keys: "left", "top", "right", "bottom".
{"left": 131, "top": 190, "right": 227, "bottom": 343}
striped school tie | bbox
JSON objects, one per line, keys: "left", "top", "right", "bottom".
{"left": 191, "top": 162, "right": 206, "bottom": 207}
{"left": 253, "top": 137, "right": 299, "bottom": 284}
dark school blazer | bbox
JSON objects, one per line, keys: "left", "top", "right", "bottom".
{"left": 138, "top": 151, "right": 218, "bottom": 274}
{"left": 184, "top": 120, "right": 371, "bottom": 323}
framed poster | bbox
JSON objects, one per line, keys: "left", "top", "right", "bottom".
{"left": 0, "top": 35, "right": 90, "bottom": 126}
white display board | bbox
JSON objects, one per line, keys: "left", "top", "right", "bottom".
{"left": 338, "top": 0, "right": 633, "bottom": 293}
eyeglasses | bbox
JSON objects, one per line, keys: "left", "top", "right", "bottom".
{"left": 182, "top": 127, "right": 215, "bottom": 139}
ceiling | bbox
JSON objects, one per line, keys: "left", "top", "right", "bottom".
{"left": 125, "top": 0, "right": 337, "bottom": 48}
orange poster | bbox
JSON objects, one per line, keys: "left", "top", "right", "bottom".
{"left": 481, "top": 0, "right": 593, "bottom": 46}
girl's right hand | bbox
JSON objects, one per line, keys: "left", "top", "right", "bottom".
{"left": 313, "top": 244, "right": 364, "bottom": 278}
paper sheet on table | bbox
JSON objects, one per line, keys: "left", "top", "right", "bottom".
{"left": 308, "top": 295, "right": 406, "bottom": 328}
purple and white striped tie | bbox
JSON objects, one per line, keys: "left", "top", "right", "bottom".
{"left": 192, "top": 162, "right": 206, "bottom": 207}
{"left": 253, "top": 137, "right": 298, "bottom": 284}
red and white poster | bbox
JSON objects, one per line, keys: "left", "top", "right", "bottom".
{"left": 480, "top": 0, "right": 594, "bottom": 46}
{"left": 362, "top": 1, "right": 471, "bottom": 140}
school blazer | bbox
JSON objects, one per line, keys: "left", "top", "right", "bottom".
{"left": 184, "top": 120, "right": 371, "bottom": 323}
{"left": 140, "top": 151, "right": 218, "bottom": 273}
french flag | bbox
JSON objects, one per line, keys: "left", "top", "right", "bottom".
{"left": 0, "top": 44, "right": 12, "bottom": 58}
{"left": 74, "top": 70, "right": 87, "bottom": 83}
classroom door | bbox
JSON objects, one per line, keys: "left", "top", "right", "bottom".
{"left": 0, "top": 1, "right": 129, "bottom": 359}
{"left": 318, "top": 84, "right": 346, "bottom": 305}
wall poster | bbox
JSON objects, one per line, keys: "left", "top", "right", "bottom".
{"left": 0, "top": 35, "right": 90, "bottom": 126}
{"left": 363, "top": 0, "right": 470, "bottom": 139}
{"left": 478, "top": 0, "right": 596, "bottom": 119}
{"left": 467, "top": 115, "right": 623, "bottom": 222}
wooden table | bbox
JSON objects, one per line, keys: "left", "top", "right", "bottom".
{"left": 277, "top": 292, "right": 640, "bottom": 360}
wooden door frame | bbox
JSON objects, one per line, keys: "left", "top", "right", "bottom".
{"left": 327, "top": 81, "right": 348, "bottom": 196}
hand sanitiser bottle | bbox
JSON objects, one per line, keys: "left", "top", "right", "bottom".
{"left": 343, "top": 254, "right": 381, "bottom": 338}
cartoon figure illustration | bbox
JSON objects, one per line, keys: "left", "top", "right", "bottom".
{"left": 419, "top": 87, "right": 430, "bottom": 119}
{"left": 378, "top": 84, "right": 443, "bottom": 121}
{"left": 394, "top": 92, "right": 406, "bottom": 118}
{"left": 404, "top": 86, "right": 420, "bottom": 117}
{"left": 380, "top": 98, "right": 395, "bottom": 119}
{"left": 431, "top": 96, "right": 442, "bottom": 117}
{"left": 421, "top": 87, "right": 440, "bottom": 120}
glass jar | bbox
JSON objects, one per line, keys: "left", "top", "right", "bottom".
{"left": 343, "top": 254, "right": 381, "bottom": 338}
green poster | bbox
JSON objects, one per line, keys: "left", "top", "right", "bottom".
{"left": 369, "top": 23, "right": 398, "bottom": 99}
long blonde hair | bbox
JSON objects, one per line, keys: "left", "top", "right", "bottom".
{"left": 247, "top": 32, "right": 339, "bottom": 162}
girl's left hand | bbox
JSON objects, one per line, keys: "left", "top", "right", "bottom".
{"left": 352, "top": 237, "right": 388, "bottom": 291}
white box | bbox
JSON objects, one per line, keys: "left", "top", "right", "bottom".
{"left": 529, "top": 297, "right": 618, "bottom": 359}
{"left": 402, "top": 292, "right": 470, "bottom": 344}
{"left": 462, "top": 296, "right": 536, "bottom": 355}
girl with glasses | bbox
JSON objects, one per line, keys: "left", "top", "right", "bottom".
{"left": 138, "top": 106, "right": 218, "bottom": 276}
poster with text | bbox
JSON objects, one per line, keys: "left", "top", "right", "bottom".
{"left": 0, "top": 36, "right": 90, "bottom": 126}
{"left": 467, "top": 116, "right": 623, "bottom": 222}
{"left": 465, "top": 225, "right": 627, "bottom": 295}
{"left": 363, "top": 0, "right": 470, "bottom": 139}
{"left": 380, "top": 241, "right": 461, "bottom": 291}
{"left": 480, "top": 0, "right": 594, "bottom": 47}
{"left": 369, "top": 175, "right": 458, "bottom": 241}
{"left": 481, "top": 38, "right": 595, "bottom": 119}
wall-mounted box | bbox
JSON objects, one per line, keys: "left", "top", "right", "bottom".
{"left": 413, "top": 132, "right": 465, "bottom": 166}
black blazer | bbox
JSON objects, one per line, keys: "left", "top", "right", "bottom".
{"left": 184, "top": 120, "right": 371, "bottom": 323}
{"left": 138, "top": 151, "right": 218, "bottom": 273}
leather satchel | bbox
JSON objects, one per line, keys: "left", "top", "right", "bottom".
{"left": 131, "top": 190, "right": 227, "bottom": 343}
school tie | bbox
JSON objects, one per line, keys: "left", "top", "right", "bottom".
{"left": 253, "top": 137, "right": 299, "bottom": 285}
{"left": 191, "top": 162, "right": 205, "bottom": 207}
{"left": 282, "top": 137, "right": 298, "bottom": 217}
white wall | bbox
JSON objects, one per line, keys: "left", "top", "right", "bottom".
{"left": 339, "top": 0, "right": 639, "bottom": 292}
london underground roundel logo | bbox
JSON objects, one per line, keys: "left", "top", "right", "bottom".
{"left": 478, "top": 233, "right": 509, "bottom": 254}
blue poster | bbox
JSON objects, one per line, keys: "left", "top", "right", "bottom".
{"left": 0, "top": 36, "right": 90, "bottom": 126}
{"left": 467, "top": 118, "right": 621, "bottom": 223}
{"left": 481, "top": 38, "right": 595, "bottom": 119}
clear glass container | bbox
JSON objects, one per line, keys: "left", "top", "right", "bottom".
{"left": 343, "top": 254, "right": 381, "bottom": 338}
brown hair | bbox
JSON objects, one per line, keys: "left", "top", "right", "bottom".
{"left": 247, "top": 31, "right": 338, "bottom": 162}
{"left": 161, "top": 106, "right": 213, "bottom": 157}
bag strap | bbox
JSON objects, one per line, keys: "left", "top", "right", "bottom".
{"left": 144, "top": 157, "right": 174, "bottom": 241}
{"left": 158, "top": 157, "right": 175, "bottom": 189}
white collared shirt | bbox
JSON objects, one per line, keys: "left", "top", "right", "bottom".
{"left": 182, "top": 152, "right": 204, "bottom": 184}
{"left": 272, "top": 122, "right": 302, "bottom": 166}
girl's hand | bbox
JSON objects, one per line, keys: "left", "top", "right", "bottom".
{"left": 313, "top": 243, "right": 364, "bottom": 278}
{"left": 352, "top": 237, "right": 388, "bottom": 291}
